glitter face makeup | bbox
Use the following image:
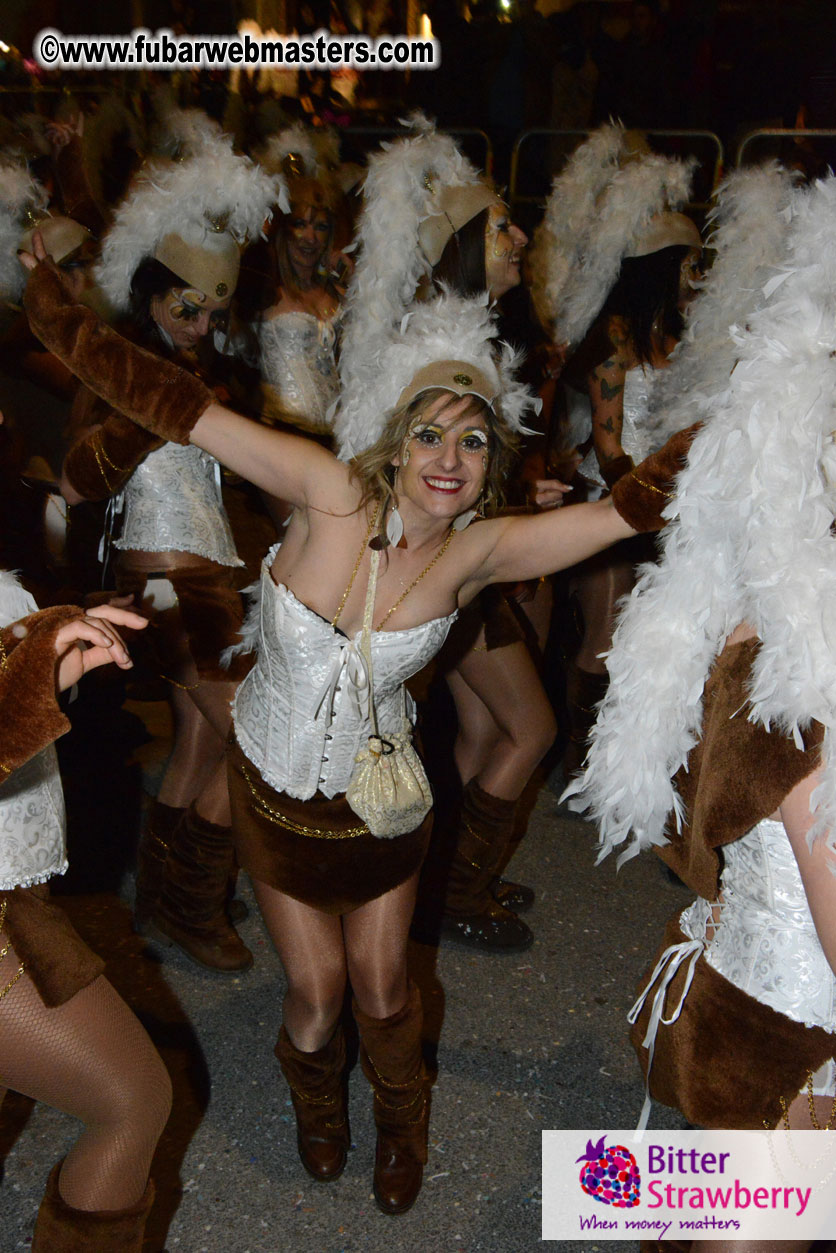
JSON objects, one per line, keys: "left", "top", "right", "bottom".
{"left": 151, "top": 285, "right": 231, "bottom": 350}
{"left": 483, "top": 203, "right": 528, "bottom": 300}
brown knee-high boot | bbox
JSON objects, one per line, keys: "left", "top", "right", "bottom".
{"left": 133, "top": 798, "right": 184, "bottom": 934}
{"left": 275, "top": 1025, "right": 350, "bottom": 1182}
{"left": 32, "top": 1162, "right": 154, "bottom": 1252}
{"left": 440, "top": 780, "right": 533, "bottom": 953}
{"left": 151, "top": 804, "right": 253, "bottom": 973}
{"left": 353, "top": 981, "right": 429, "bottom": 1216}
{"left": 563, "top": 662, "right": 609, "bottom": 779}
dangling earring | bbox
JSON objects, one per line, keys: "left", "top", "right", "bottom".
{"left": 385, "top": 502, "right": 405, "bottom": 547}
{"left": 452, "top": 494, "right": 484, "bottom": 532}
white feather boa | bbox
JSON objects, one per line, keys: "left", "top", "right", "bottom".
{"left": 95, "top": 137, "right": 288, "bottom": 313}
{"left": 567, "top": 173, "right": 836, "bottom": 863}
{"left": 643, "top": 162, "right": 800, "bottom": 452}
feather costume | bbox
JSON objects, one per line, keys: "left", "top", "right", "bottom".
{"left": 529, "top": 123, "right": 695, "bottom": 347}
{"left": 95, "top": 136, "right": 288, "bottom": 313}
{"left": 566, "top": 173, "right": 836, "bottom": 864}
{"left": 335, "top": 114, "right": 537, "bottom": 459}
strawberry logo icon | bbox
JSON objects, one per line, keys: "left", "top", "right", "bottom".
{"left": 577, "top": 1136, "right": 641, "bottom": 1207}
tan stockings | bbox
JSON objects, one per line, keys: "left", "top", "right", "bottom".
{"left": 252, "top": 871, "right": 420, "bottom": 1051}
{"left": 0, "top": 961, "right": 170, "bottom": 1212}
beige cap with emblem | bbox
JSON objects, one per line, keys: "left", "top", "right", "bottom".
{"left": 154, "top": 231, "right": 240, "bottom": 300}
{"left": 396, "top": 357, "right": 499, "bottom": 411}
{"left": 20, "top": 214, "right": 92, "bottom": 264}
{"left": 417, "top": 183, "right": 503, "bottom": 268}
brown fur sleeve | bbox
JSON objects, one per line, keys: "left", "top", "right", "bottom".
{"left": 63, "top": 408, "right": 163, "bottom": 501}
{"left": 0, "top": 605, "right": 85, "bottom": 780}
{"left": 610, "top": 422, "right": 701, "bottom": 532}
{"left": 661, "top": 638, "right": 824, "bottom": 898}
{"left": 24, "top": 263, "right": 213, "bottom": 444}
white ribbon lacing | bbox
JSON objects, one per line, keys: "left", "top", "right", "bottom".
{"left": 627, "top": 937, "right": 704, "bottom": 1132}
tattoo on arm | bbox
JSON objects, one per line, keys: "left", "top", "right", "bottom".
{"left": 600, "top": 377, "right": 624, "bottom": 402}
{"left": 599, "top": 416, "right": 616, "bottom": 435}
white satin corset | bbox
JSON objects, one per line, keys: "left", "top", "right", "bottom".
{"left": 233, "top": 547, "right": 457, "bottom": 799}
{"left": 258, "top": 311, "right": 340, "bottom": 434}
{"left": 0, "top": 573, "right": 67, "bottom": 889}
{"left": 115, "top": 442, "right": 242, "bottom": 567}
{"left": 680, "top": 818, "right": 836, "bottom": 1032}
{"left": 579, "top": 364, "right": 656, "bottom": 491}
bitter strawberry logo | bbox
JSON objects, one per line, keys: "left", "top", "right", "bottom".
{"left": 577, "top": 1137, "right": 641, "bottom": 1207}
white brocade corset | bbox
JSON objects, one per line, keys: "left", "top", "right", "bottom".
{"left": 233, "top": 548, "right": 457, "bottom": 799}
{"left": 579, "top": 365, "right": 656, "bottom": 492}
{"left": 115, "top": 443, "right": 242, "bottom": 566}
{"left": 680, "top": 818, "right": 836, "bottom": 1032}
{"left": 258, "top": 311, "right": 339, "bottom": 433}
{"left": 0, "top": 572, "right": 67, "bottom": 889}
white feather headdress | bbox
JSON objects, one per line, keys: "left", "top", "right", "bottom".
{"left": 95, "top": 135, "right": 288, "bottom": 312}
{"left": 566, "top": 173, "right": 836, "bottom": 862}
{"left": 258, "top": 121, "right": 339, "bottom": 180}
{"left": 336, "top": 113, "right": 503, "bottom": 457}
{"left": 0, "top": 159, "right": 48, "bottom": 303}
{"left": 336, "top": 288, "right": 539, "bottom": 459}
{"left": 529, "top": 124, "right": 695, "bottom": 346}
{"left": 642, "top": 161, "right": 800, "bottom": 452}
{"left": 148, "top": 103, "right": 223, "bottom": 160}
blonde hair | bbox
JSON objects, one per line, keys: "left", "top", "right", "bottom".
{"left": 349, "top": 388, "right": 519, "bottom": 534}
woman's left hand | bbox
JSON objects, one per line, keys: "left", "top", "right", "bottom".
{"left": 55, "top": 604, "right": 147, "bottom": 691}
{"left": 530, "top": 478, "right": 573, "bottom": 510}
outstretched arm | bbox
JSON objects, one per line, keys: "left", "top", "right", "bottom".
{"left": 23, "top": 250, "right": 346, "bottom": 510}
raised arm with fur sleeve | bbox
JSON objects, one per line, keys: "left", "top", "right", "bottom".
{"left": 610, "top": 422, "right": 700, "bottom": 532}
{"left": 24, "top": 262, "right": 213, "bottom": 444}
{"left": 0, "top": 605, "right": 86, "bottom": 779}
{"left": 63, "top": 392, "right": 163, "bottom": 501}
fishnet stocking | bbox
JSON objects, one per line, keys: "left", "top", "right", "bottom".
{"left": 252, "top": 871, "right": 420, "bottom": 1050}
{"left": 0, "top": 958, "right": 171, "bottom": 1211}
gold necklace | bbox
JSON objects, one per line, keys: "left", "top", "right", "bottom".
{"left": 375, "top": 528, "right": 455, "bottom": 631}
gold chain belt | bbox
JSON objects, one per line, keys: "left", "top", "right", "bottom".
{"left": 0, "top": 898, "right": 25, "bottom": 1002}
{"left": 240, "top": 762, "right": 369, "bottom": 840}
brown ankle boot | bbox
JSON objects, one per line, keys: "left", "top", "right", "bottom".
{"left": 151, "top": 805, "right": 253, "bottom": 973}
{"left": 275, "top": 1025, "right": 349, "bottom": 1182}
{"left": 440, "top": 781, "right": 533, "bottom": 953}
{"left": 563, "top": 662, "right": 609, "bottom": 779}
{"left": 354, "top": 981, "right": 429, "bottom": 1216}
{"left": 32, "top": 1162, "right": 153, "bottom": 1252}
{"left": 133, "top": 799, "right": 184, "bottom": 935}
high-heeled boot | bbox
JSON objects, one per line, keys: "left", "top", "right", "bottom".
{"left": 440, "top": 780, "right": 533, "bottom": 953}
{"left": 275, "top": 1025, "right": 349, "bottom": 1181}
{"left": 133, "top": 798, "right": 184, "bottom": 935}
{"left": 150, "top": 804, "right": 253, "bottom": 973}
{"left": 32, "top": 1162, "right": 154, "bottom": 1252}
{"left": 353, "top": 981, "right": 429, "bottom": 1216}
{"left": 563, "top": 662, "right": 609, "bottom": 779}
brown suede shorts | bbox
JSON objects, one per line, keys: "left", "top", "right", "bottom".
{"left": 1, "top": 882, "right": 105, "bottom": 1008}
{"left": 630, "top": 913, "right": 836, "bottom": 1129}
{"left": 227, "top": 739, "right": 432, "bottom": 914}
{"left": 440, "top": 587, "right": 524, "bottom": 669}
{"left": 116, "top": 560, "right": 250, "bottom": 682}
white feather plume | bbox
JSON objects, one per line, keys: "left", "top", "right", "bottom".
{"left": 566, "top": 173, "right": 836, "bottom": 863}
{"left": 149, "top": 104, "right": 223, "bottom": 160}
{"left": 529, "top": 122, "right": 629, "bottom": 335}
{"left": 643, "top": 162, "right": 800, "bottom": 452}
{"left": 258, "top": 122, "right": 321, "bottom": 177}
{"left": 553, "top": 152, "right": 696, "bottom": 347}
{"left": 95, "top": 136, "right": 288, "bottom": 312}
{"left": 0, "top": 159, "right": 48, "bottom": 303}
{"left": 336, "top": 113, "right": 492, "bottom": 456}
{"left": 336, "top": 290, "right": 539, "bottom": 459}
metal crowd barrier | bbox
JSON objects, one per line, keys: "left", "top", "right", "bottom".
{"left": 736, "top": 128, "right": 836, "bottom": 167}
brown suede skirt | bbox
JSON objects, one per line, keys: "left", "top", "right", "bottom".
{"left": 630, "top": 914, "right": 836, "bottom": 1129}
{"left": 440, "top": 586, "right": 524, "bottom": 670}
{"left": 116, "top": 559, "right": 250, "bottom": 682}
{"left": 1, "top": 882, "right": 105, "bottom": 1008}
{"left": 227, "top": 739, "right": 432, "bottom": 914}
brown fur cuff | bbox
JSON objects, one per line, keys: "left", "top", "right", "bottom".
{"left": 24, "top": 263, "right": 213, "bottom": 444}
{"left": 611, "top": 423, "right": 701, "bottom": 532}
{"left": 601, "top": 454, "right": 634, "bottom": 491}
{"left": 64, "top": 412, "right": 163, "bottom": 501}
{"left": 0, "top": 605, "right": 84, "bottom": 778}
